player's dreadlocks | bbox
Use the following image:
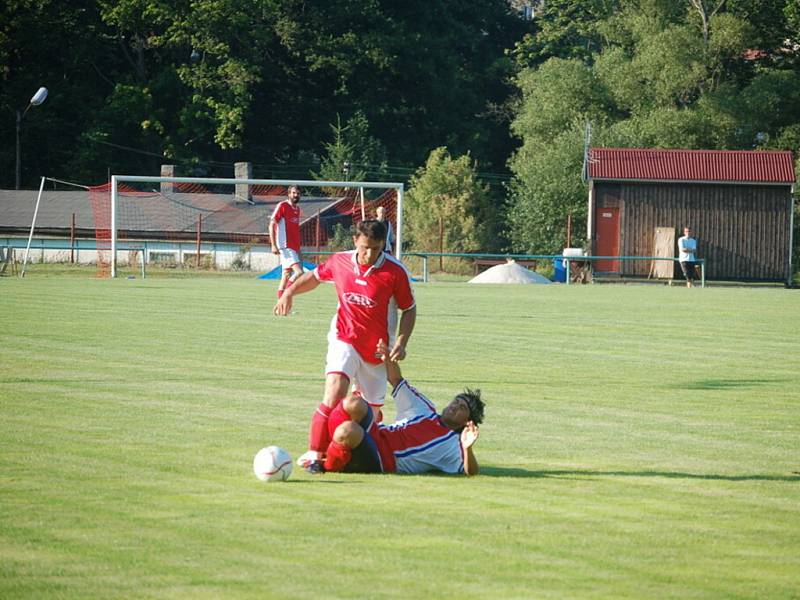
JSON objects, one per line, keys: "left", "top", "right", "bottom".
{"left": 455, "top": 388, "right": 485, "bottom": 426}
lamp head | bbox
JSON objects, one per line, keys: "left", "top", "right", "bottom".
{"left": 30, "top": 87, "right": 48, "bottom": 106}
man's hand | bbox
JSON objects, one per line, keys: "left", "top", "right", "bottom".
{"left": 273, "top": 292, "right": 293, "bottom": 316}
{"left": 388, "top": 340, "right": 407, "bottom": 362}
{"left": 460, "top": 421, "right": 479, "bottom": 449}
{"left": 376, "top": 339, "right": 403, "bottom": 387}
{"left": 375, "top": 338, "right": 389, "bottom": 361}
{"left": 271, "top": 246, "right": 279, "bottom": 255}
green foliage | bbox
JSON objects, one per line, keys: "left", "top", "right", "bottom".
{"left": 0, "top": 0, "right": 524, "bottom": 188}
{"left": 510, "top": 0, "right": 621, "bottom": 67}
{"left": 311, "top": 112, "right": 387, "bottom": 182}
{"left": 405, "top": 147, "right": 495, "bottom": 253}
{"left": 329, "top": 222, "right": 354, "bottom": 251}
{"left": 507, "top": 125, "right": 588, "bottom": 253}
{"left": 507, "top": 0, "right": 800, "bottom": 255}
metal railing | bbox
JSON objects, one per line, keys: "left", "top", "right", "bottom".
{"left": 403, "top": 252, "right": 705, "bottom": 287}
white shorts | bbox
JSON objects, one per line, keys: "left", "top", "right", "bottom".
{"left": 278, "top": 248, "right": 301, "bottom": 270}
{"left": 325, "top": 337, "right": 387, "bottom": 407}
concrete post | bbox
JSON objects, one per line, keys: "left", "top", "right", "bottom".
{"left": 161, "top": 165, "right": 175, "bottom": 193}
{"left": 235, "top": 162, "right": 252, "bottom": 202}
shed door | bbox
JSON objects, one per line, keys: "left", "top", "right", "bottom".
{"left": 595, "top": 207, "right": 620, "bottom": 272}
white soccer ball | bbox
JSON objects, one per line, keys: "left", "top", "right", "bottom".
{"left": 253, "top": 446, "right": 293, "bottom": 482}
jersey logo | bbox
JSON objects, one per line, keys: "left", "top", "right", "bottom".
{"left": 343, "top": 292, "right": 377, "bottom": 308}
{"left": 355, "top": 278, "right": 367, "bottom": 286}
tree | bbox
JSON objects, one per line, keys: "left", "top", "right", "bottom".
{"left": 506, "top": 0, "right": 800, "bottom": 255}
{"left": 311, "top": 112, "right": 387, "bottom": 182}
{"left": 405, "top": 147, "right": 494, "bottom": 256}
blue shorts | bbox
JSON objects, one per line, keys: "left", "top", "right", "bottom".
{"left": 342, "top": 410, "right": 382, "bottom": 474}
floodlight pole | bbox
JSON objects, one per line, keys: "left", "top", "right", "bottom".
{"left": 15, "top": 110, "right": 21, "bottom": 190}
{"left": 15, "top": 87, "right": 48, "bottom": 190}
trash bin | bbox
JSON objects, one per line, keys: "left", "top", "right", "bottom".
{"left": 552, "top": 258, "right": 566, "bottom": 282}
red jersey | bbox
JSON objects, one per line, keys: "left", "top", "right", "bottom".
{"left": 314, "top": 251, "right": 415, "bottom": 364}
{"left": 270, "top": 200, "right": 301, "bottom": 252}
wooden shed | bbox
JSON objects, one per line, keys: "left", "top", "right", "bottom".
{"left": 586, "top": 148, "right": 796, "bottom": 284}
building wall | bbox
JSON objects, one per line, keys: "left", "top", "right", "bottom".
{"left": 1, "top": 236, "right": 283, "bottom": 273}
{"left": 592, "top": 182, "right": 792, "bottom": 280}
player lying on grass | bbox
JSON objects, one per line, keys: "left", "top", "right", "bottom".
{"left": 319, "top": 340, "right": 485, "bottom": 476}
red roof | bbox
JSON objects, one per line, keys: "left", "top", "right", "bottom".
{"left": 587, "top": 148, "right": 796, "bottom": 184}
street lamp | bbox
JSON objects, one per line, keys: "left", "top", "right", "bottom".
{"left": 16, "top": 86, "right": 48, "bottom": 190}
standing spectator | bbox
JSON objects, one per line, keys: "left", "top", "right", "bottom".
{"left": 678, "top": 226, "right": 698, "bottom": 288}
{"left": 270, "top": 185, "right": 303, "bottom": 298}
{"left": 375, "top": 205, "right": 395, "bottom": 255}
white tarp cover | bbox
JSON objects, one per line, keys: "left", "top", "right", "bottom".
{"left": 468, "top": 260, "right": 551, "bottom": 284}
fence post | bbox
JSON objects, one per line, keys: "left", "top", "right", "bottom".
{"left": 196, "top": 214, "right": 202, "bottom": 268}
{"left": 70, "top": 213, "right": 76, "bottom": 263}
{"left": 316, "top": 210, "right": 321, "bottom": 254}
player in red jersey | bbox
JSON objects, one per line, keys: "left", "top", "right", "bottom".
{"left": 321, "top": 339, "right": 484, "bottom": 476}
{"left": 273, "top": 220, "right": 417, "bottom": 473}
{"left": 270, "top": 185, "right": 303, "bottom": 299}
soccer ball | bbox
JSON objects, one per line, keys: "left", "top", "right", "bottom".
{"left": 253, "top": 446, "right": 293, "bottom": 482}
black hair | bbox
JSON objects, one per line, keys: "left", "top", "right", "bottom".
{"left": 355, "top": 219, "right": 387, "bottom": 242}
{"left": 455, "top": 388, "right": 485, "bottom": 426}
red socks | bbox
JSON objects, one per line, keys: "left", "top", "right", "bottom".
{"left": 309, "top": 403, "right": 333, "bottom": 453}
{"left": 324, "top": 441, "right": 352, "bottom": 472}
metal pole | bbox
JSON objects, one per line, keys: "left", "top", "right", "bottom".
{"left": 196, "top": 214, "right": 202, "bottom": 268}
{"left": 565, "top": 257, "right": 571, "bottom": 285}
{"left": 20, "top": 177, "right": 46, "bottom": 277}
{"left": 566, "top": 213, "right": 572, "bottom": 248}
{"left": 423, "top": 255, "right": 428, "bottom": 283}
{"left": 316, "top": 210, "right": 321, "bottom": 254}
{"left": 788, "top": 190, "right": 795, "bottom": 288}
{"left": 438, "top": 217, "right": 444, "bottom": 272}
{"left": 701, "top": 259, "right": 705, "bottom": 288}
{"left": 70, "top": 213, "right": 75, "bottom": 263}
{"left": 359, "top": 187, "right": 365, "bottom": 220}
{"left": 111, "top": 176, "right": 117, "bottom": 278}
{"left": 15, "top": 109, "right": 21, "bottom": 190}
{"left": 396, "top": 185, "right": 404, "bottom": 260}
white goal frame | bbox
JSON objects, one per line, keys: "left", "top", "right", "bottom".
{"left": 110, "top": 175, "right": 405, "bottom": 278}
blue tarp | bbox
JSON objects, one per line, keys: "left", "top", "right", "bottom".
{"left": 257, "top": 261, "right": 317, "bottom": 280}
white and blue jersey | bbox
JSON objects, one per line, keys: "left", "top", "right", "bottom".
{"left": 371, "top": 379, "right": 465, "bottom": 474}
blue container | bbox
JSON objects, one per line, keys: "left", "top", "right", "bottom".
{"left": 552, "top": 258, "right": 566, "bottom": 283}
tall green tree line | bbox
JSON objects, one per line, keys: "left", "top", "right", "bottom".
{"left": 506, "top": 0, "right": 800, "bottom": 254}
{"left": 0, "top": 0, "right": 526, "bottom": 188}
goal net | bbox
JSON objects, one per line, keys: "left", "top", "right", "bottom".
{"left": 22, "top": 176, "right": 402, "bottom": 278}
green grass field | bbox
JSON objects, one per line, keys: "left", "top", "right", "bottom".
{"left": 2, "top": 275, "right": 799, "bottom": 598}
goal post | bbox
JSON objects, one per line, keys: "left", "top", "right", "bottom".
{"left": 107, "top": 175, "right": 405, "bottom": 278}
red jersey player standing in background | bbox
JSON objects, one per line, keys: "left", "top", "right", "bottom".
{"left": 273, "top": 220, "right": 416, "bottom": 473}
{"left": 270, "top": 185, "right": 303, "bottom": 299}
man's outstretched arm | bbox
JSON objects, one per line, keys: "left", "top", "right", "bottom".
{"left": 273, "top": 271, "right": 320, "bottom": 316}
{"left": 389, "top": 305, "right": 416, "bottom": 362}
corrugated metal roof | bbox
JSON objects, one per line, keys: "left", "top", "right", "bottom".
{"left": 587, "top": 148, "right": 796, "bottom": 184}
{"left": 0, "top": 189, "right": 342, "bottom": 235}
